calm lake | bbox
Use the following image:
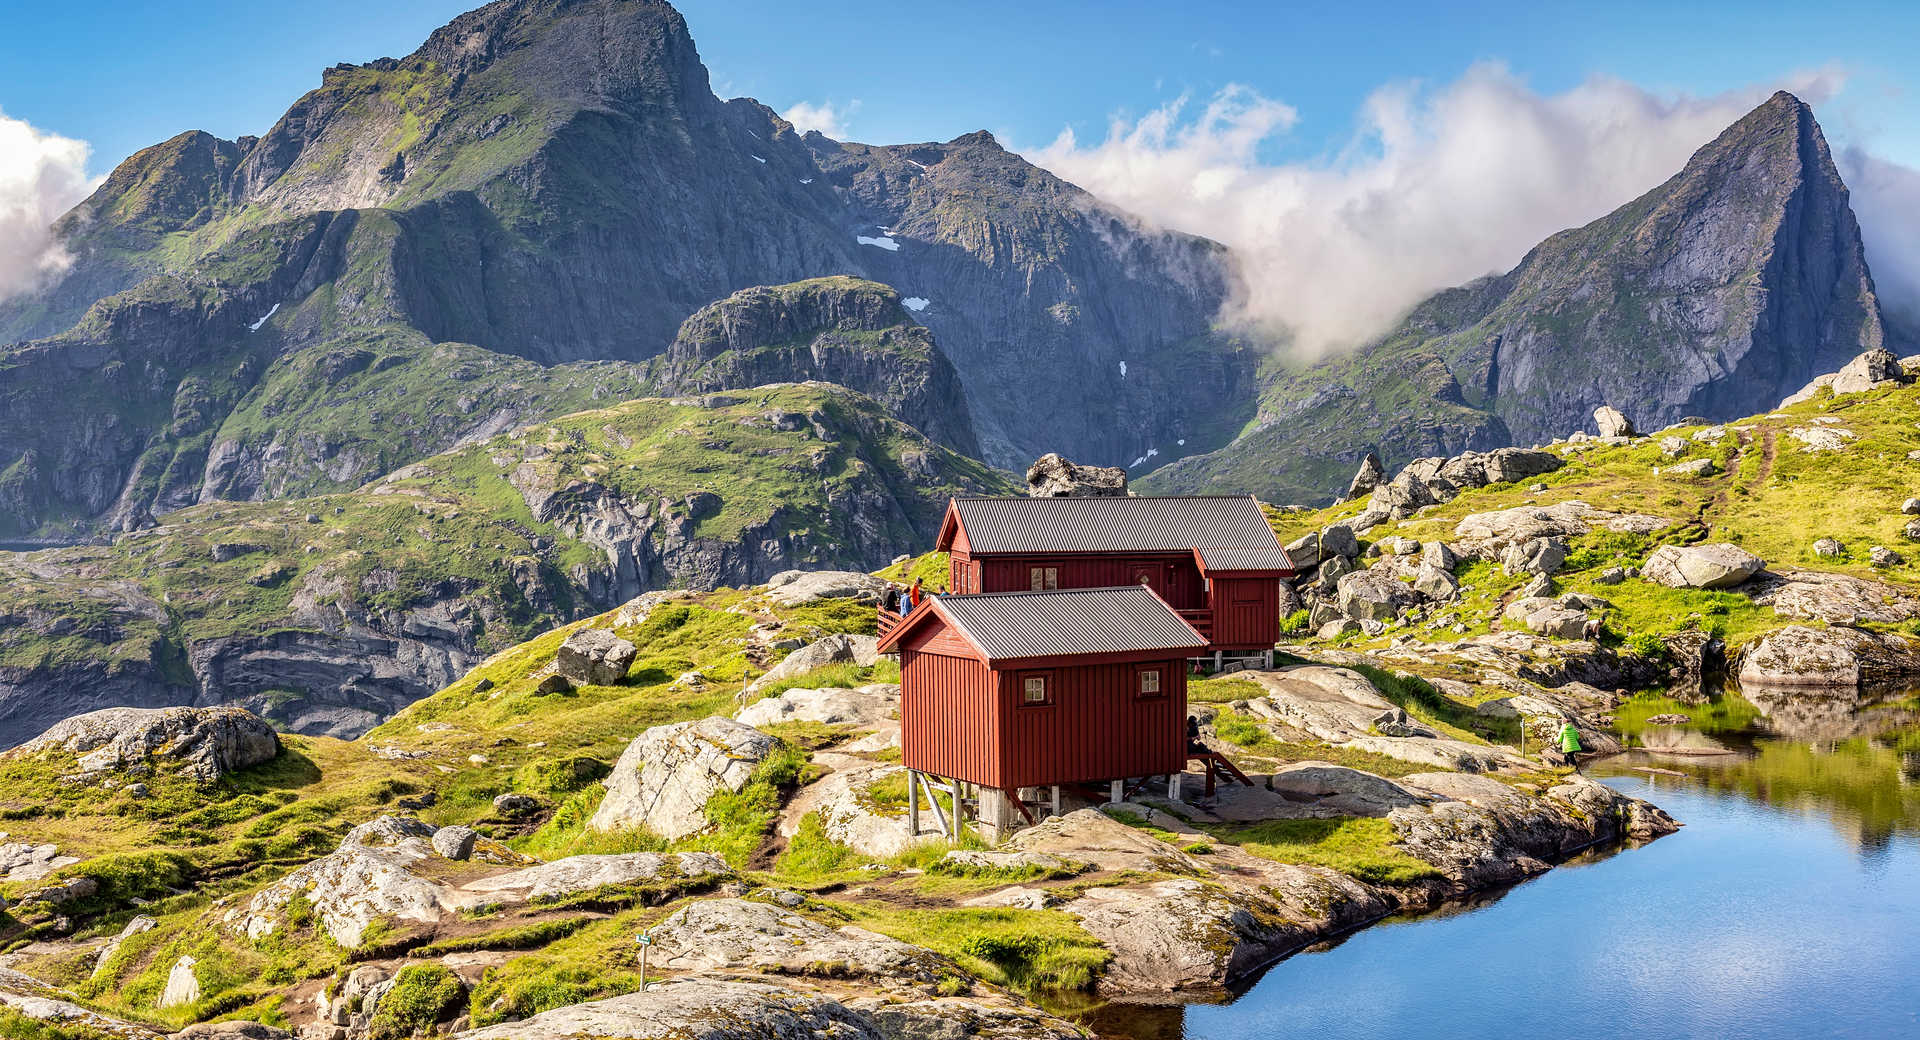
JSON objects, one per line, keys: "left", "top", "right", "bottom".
{"left": 1089, "top": 688, "right": 1920, "bottom": 1040}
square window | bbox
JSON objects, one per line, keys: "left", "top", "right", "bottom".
{"left": 1138, "top": 669, "right": 1162, "bottom": 696}
{"left": 1023, "top": 675, "right": 1048, "bottom": 704}
{"left": 1030, "top": 567, "right": 1059, "bottom": 590}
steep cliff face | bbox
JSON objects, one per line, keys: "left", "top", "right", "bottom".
{"left": 0, "top": 0, "right": 1245, "bottom": 538}
{"left": 0, "top": 383, "right": 1016, "bottom": 746}
{"left": 645, "top": 277, "right": 980, "bottom": 456}
{"left": 812, "top": 132, "right": 1253, "bottom": 468}
{"left": 1145, "top": 91, "right": 1892, "bottom": 504}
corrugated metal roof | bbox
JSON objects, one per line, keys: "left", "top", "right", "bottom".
{"left": 951, "top": 495, "right": 1283, "bottom": 554}
{"left": 934, "top": 585, "right": 1208, "bottom": 661}
{"left": 1195, "top": 545, "right": 1297, "bottom": 572}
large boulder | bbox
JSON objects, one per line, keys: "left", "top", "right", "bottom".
{"left": 1454, "top": 501, "right": 1668, "bottom": 556}
{"left": 646, "top": 899, "right": 947, "bottom": 982}
{"left": 779, "top": 763, "right": 918, "bottom": 859}
{"left": 232, "top": 816, "right": 447, "bottom": 946}
{"left": 1642, "top": 543, "right": 1764, "bottom": 590}
{"left": 736, "top": 683, "right": 899, "bottom": 730}
{"left": 11, "top": 706, "right": 279, "bottom": 782}
{"left": 1500, "top": 536, "right": 1567, "bottom": 576}
{"left": 589, "top": 717, "right": 778, "bottom": 839}
{"left": 1335, "top": 570, "right": 1419, "bottom": 622}
{"left": 743, "top": 634, "right": 881, "bottom": 698}
{"left": 1025, "top": 452, "right": 1128, "bottom": 497}
{"left": 1412, "top": 564, "right": 1459, "bottom": 601}
{"left": 1736, "top": 625, "right": 1920, "bottom": 687}
{"left": 764, "top": 570, "right": 891, "bottom": 608}
{"left": 1829, "top": 348, "right": 1910, "bottom": 395}
{"left": 554, "top": 628, "right": 638, "bottom": 686}
{"left": 1592, "top": 405, "right": 1635, "bottom": 438}
{"left": 1340, "top": 452, "right": 1385, "bottom": 502}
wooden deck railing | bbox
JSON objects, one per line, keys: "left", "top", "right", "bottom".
{"left": 1177, "top": 608, "right": 1213, "bottom": 640}
{"left": 876, "top": 607, "right": 904, "bottom": 641}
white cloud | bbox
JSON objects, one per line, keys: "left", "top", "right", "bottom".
{"left": 782, "top": 99, "right": 860, "bottom": 140}
{"left": 1026, "top": 64, "right": 1873, "bottom": 356}
{"left": 1840, "top": 147, "right": 1920, "bottom": 330}
{"left": 0, "top": 108, "right": 94, "bottom": 304}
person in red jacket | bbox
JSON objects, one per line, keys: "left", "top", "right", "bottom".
{"left": 908, "top": 577, "right": 925, "bottom": 610}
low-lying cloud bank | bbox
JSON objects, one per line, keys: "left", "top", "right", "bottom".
{"left": 0, "top": 108, "right": 94, "bottom": 305}
{"left": 1027, "top": 64, "right": 1920, "bottom": 356}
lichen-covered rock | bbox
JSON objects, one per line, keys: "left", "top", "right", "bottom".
{"left": 1340, "top": 452, "right": 1385, "bottom": 502}
{"left": 1642, "top": 543, "right": 1764, "bottom": 589}
{"left": 1453, "top": 501, "right": 1668, "bottom": 557}
{"left": 1747, "top": 570, "right": 1920, "bottom": 625}
{"left": 764, "top": 570, "right": 892, "bottom": 608}
{"left": 589, "top": 717, "right": 778, "bottom": 839}
{"left": 1736, "top": 625, "right": 1920, "bottom": 687}
{"left": 1007, "top": 810, "right": 1203, "bottom": 874}
{"left": 0, "top": 965, "right": 160, "bottom": 1038}
{"left": 736, "top": 684, "right": 898, "bottom": 730}
{"left": 1266, "top": 764, "right": 1431, "bottom": 817}
{"left": 233, "top": 815, "right": 445, "bottom": 946}
{"left": 431, "top": 826, "right": 477, "bottom": 861}
{"left": 1336, "top": 570, "right": 1418, "bottom": 622}
{"left": 459, "top": 852, "right": 728, "bottom": 904}
{"left": 1064, "top": 879, "right": 1253, "bottom": 991}
{"left": 0, "top": 841, "right": 77, "bottom": 881}
{"left": 1593, "top": 406, "right": 1635, "bottom": 438}
{"left": 1025, "top": 453, "right": 1128, "bottom": 497}
{"left": 158, "top": 956, "right": 199, "bottom": 1009}
{"left": 555, "top": 628, "right": 637, "bottom": 686}
{"left": 649, "top": 899, "right": 946, "bottom": 981}
{"left": 1390, "top": 773, "right": 1676, "bottom": 887}
{"left": 1828, "top": 348, "right": 1909, "bottom": 395}
{"left": 11, "top": 706, "right": 278, "bottom": 782}
{"left": 780, "top": 763, "right": 918, "bottom": 859}
{"left": 743, "top": 634, "right": 882, "bottom": 698}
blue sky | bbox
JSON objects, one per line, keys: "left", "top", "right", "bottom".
{"left": 5, "top": 0, "right": 1919, "bottom": 338}
{"left": 3, "top": 0, "right": 1917, "bottom": 172}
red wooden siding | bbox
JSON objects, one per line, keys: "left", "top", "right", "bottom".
{"left": 975, "top": 553, "right": 1207, "bottom": 610}
{"left": 992, "top": 657, "right": 1189, "bottom": 789}
{"left": 1209, "top": 576, "right": 1280, "bottom": 650}
{"left": 900, "top": 648, "right": 1001, "bottom": 786}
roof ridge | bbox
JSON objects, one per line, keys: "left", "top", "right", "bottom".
{"left": 937, "top": 585, "right": 1156, "bottom": 599}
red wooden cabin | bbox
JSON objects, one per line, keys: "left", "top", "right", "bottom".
{"left": 931, "top": 495, "right": 1296, "bottom": 653}
{"left": 876, "top": 585, "right": 1208, "bottom": 826}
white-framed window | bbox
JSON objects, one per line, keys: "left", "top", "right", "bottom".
{"left": 1020, "top": 672, "right": 1051, "bottom": 705}
{"left": 1138, "top": 668, "right": 1163, "bottom": 697}
{"left": 1029, "top": 566, "right": 1058, "bottom": 591}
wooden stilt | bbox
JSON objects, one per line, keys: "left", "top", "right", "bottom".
{"left": 907, "top": 769, "right": 920, "bottom": 837}
{"left": 1109, "top": 779, "right": 1123, "bottom": 804}
{"left": 1050, "top": 785, "right": 1061, "bottom": 818}
{"left": 918, "top": 772, "right": 950, "bottom": 837}
{"left": 951, "top": 778, "right": 965, "bottom": 835}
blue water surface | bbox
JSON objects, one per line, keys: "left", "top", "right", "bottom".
{"left": 1094, "top": 772, "right": 1920, "bottom": 1039}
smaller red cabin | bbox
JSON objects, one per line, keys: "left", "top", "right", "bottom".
{"left": 933, "top": 495, "right": 1297, "bottom": 653}
{"left": 876, "top": 585, "right": 1208, "bottom": 794}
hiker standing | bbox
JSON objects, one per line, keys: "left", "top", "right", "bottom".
{"left": 908, "top": 577, "right": 925, "bottom": 610}
{"left": 881, "top": 585, "right": 901, "bottom": 615}
{"left": 1556, "top": 720, "right": 1583, "bottom": 770}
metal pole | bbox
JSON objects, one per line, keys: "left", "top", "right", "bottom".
{"left": 636, "top": 932, "right": 651, "bottom": 992}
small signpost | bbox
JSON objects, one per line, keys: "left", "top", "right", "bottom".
{"left": 635, "top": 931, "right": 652, "bottom": 992}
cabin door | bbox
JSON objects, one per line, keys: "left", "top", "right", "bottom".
{"left": 1132, "top": 562, "right": 1179, "bottom": 604}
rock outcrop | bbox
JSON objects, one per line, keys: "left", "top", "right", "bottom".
{"left": 589, "top": 718, "right": 778, "bottom": 839}
{"left": 647, "top": 899, "right": 946, "bottom": 982}
{"left": 1642, "top": 543, "right": 1765, "bottom": 589}
{"left": 763, "top": 571, "right": 891, "bottom": 609}
{"left": 1737, "top": 625, "right": 1920, "bottom": 687}
{"left": 1025, "top": 453, "right": 1129, "bottom": 497}
{"left": 736, "top": 683, "right": 898, "bottom": 730}
{"left": 10, "top": 706, "right": 279, "bottom": 782}
{"left": 742, "top": 634, "right": 882, "bottom": 698}
{"left": 554, "top": 628, "right": 637, "bottom": 687}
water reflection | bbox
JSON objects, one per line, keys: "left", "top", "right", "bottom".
{"left": 1086, "top": 681, "right": 1920, "bottom": 1040}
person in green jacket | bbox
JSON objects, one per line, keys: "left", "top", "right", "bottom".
{"left": 1556, "top": 720, "right": 1583, "bottom": 770}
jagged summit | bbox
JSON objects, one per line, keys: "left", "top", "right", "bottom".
{"left": 1146, "top": 90, "right": 1891, "bottom": 503}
